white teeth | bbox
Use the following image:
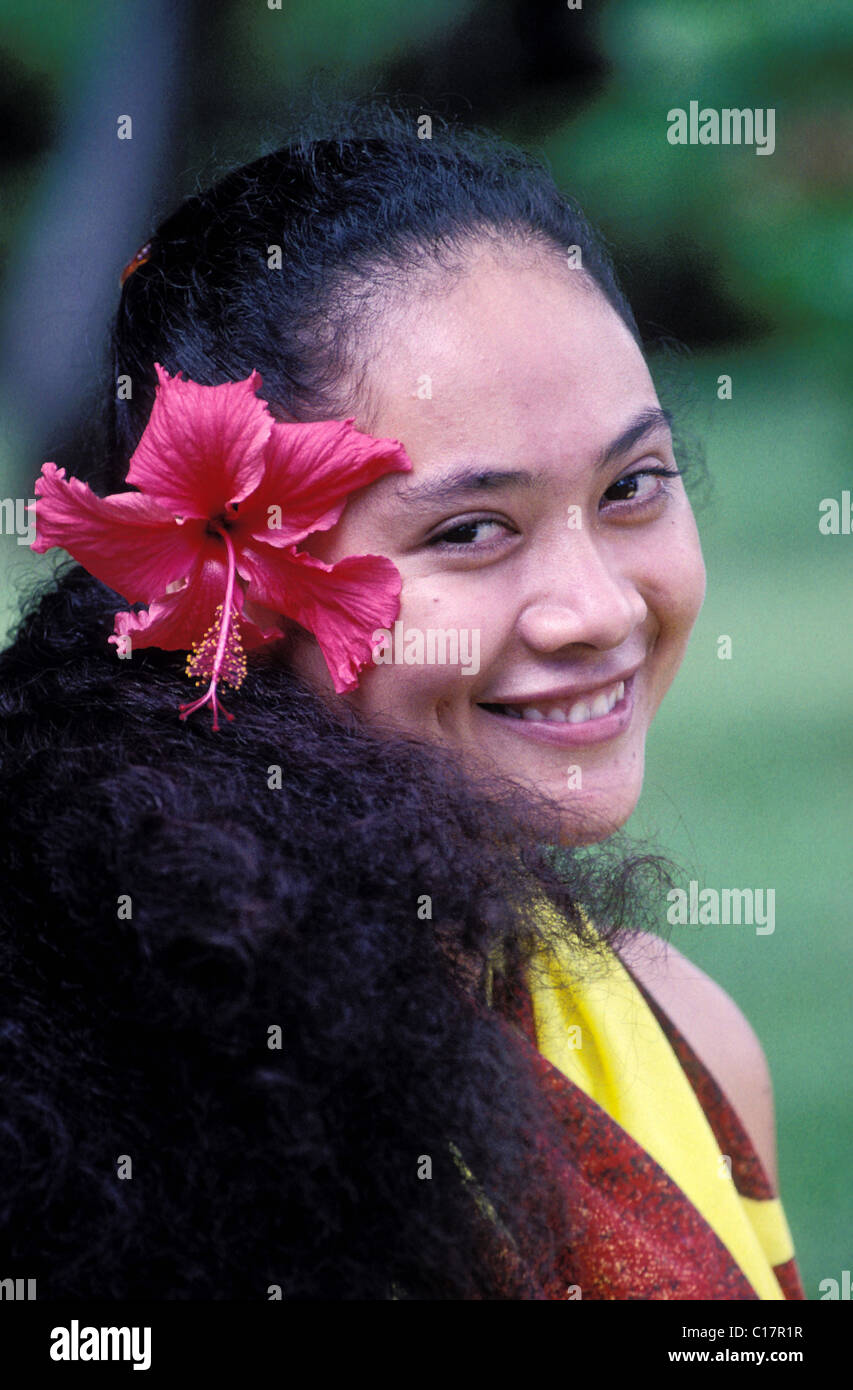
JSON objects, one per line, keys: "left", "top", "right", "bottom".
{"left": 490, "top": 678, "right": 627, "bottom": 725}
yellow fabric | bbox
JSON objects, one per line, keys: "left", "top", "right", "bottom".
{"left": 525, "top": 921, "right": 792, "bottom": 1299}
{"left": 740, "top": 1196, "right": 795, "bottom": 1269}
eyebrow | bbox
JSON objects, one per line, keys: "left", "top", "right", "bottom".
{"left": 393, "top": 406, "right": 674, "bottom": 508}
{"left": 596, "top": 406, "right": 673, "bottom": 469}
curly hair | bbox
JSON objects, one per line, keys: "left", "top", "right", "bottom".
{"left": 0, "top": 564, "right": 673, "bottom": 1299}
{"left": 1, "top": 97, "right": 676, "bottom": 1298}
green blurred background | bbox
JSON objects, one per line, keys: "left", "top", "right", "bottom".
{"left": 0, "top": 0, "right": 850, "bottom": 1297}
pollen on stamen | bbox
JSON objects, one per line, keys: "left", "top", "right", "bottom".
{"left": 179, "top": 602, "right": 248, "bottom": 730}
{"left": 184, "top": 604, "right": 247, "bottom": 690}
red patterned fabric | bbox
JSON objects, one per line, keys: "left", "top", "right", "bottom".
{"left": 490, "top": 960, "right": 806, "bottom": 1301}
{"left": 621, "top": 961, "right": 806, "bottom": 1300}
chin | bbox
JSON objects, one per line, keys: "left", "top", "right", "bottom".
{"left": 558, "top": 819, "right": 626, "bottom": 848}
{"left": 554, "top": 783, "right": 641, "bottom": 846}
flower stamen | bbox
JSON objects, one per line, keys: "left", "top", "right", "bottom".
{"left": 179, "top": 526, "right": 246, "bottom": 730}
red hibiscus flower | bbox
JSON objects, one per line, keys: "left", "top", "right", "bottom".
{"left": 31, "top": 365, "right": 412, "bottom": 728}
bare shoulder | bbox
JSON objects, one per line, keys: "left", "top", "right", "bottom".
{"left": 614, "top": 932, "right": 778, "bottom": 1188}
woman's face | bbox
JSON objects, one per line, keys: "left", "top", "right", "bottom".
{"left": 291, "top": 243, "right": 706, "bottom": 842}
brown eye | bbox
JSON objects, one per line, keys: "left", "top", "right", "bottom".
{"left": 428, "top": 518, "right": 511, "bottom": 549}
{"left": 602, "top": 467, "right": 681, "bottom": 509}
{"left": 607, "top": 475, "right": 642, "bottom": 502}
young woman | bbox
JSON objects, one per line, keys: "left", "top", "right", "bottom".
{"left": 0, "top": 101, "right": 804, "bottom": 1300}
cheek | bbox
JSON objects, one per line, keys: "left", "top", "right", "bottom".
{"left": 671, "top": 525, "right": 707, "bottom": 632}
{"left": 350, "top": 572, "right": 500, "bottom": 718}
{"left": 643, "top": 520, "right": 706, "bottom": 671}
{"left": 356, "top": 661, "right": 453, "bottom": 716}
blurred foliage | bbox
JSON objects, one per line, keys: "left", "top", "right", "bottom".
{"left": 2, "top": 0, "right": 850, "bottom": 350}
{"left": 224, "top": 0, "right": 479, "bottom": 81}
{"left": 539, "top": 0, "right": 853, "bottom": 344}
{"left": 0, "top": 0, "right": 100, "bottom": 75}
{"left": 633, "top": 338, "right": 852, "bottom": 1295}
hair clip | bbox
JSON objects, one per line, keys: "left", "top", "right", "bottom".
{"left": 120, "top": 241, "right": 153, "bottom": 287}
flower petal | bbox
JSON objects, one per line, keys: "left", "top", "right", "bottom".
{"left": 240, "top": 596, "right": 286, "bottom": 650}
{"left": 112, "top": 550, "right": 281, "bottom": 655}
{"left": 125, "top": 365, "right": 272, "bottom": 518}
{"left": 237, "top": 542, "right": 403, "bottom": 692}
{"left": 110, "top": 551, "right": 230, "bottom": 651}
{"left": 235, "top": 418, "right": 412, "bottom": 547}
{"left": 31, "top": 462, "right": 205, "bottom": 604}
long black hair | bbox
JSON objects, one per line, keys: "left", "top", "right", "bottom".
{"left": 0, "top": 97, "right": 674, "bottom": 1298}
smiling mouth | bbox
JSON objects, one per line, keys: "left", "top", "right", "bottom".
{"left": 478, "top": 678, "right": 626, "bottom": 726}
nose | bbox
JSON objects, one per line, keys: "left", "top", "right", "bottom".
{"left": 515, "top": 531, "right": 647, "bottom": 653}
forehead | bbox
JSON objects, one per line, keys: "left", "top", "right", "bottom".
{"left": 359, "top": 244, "right": 656, "bottom": 466}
